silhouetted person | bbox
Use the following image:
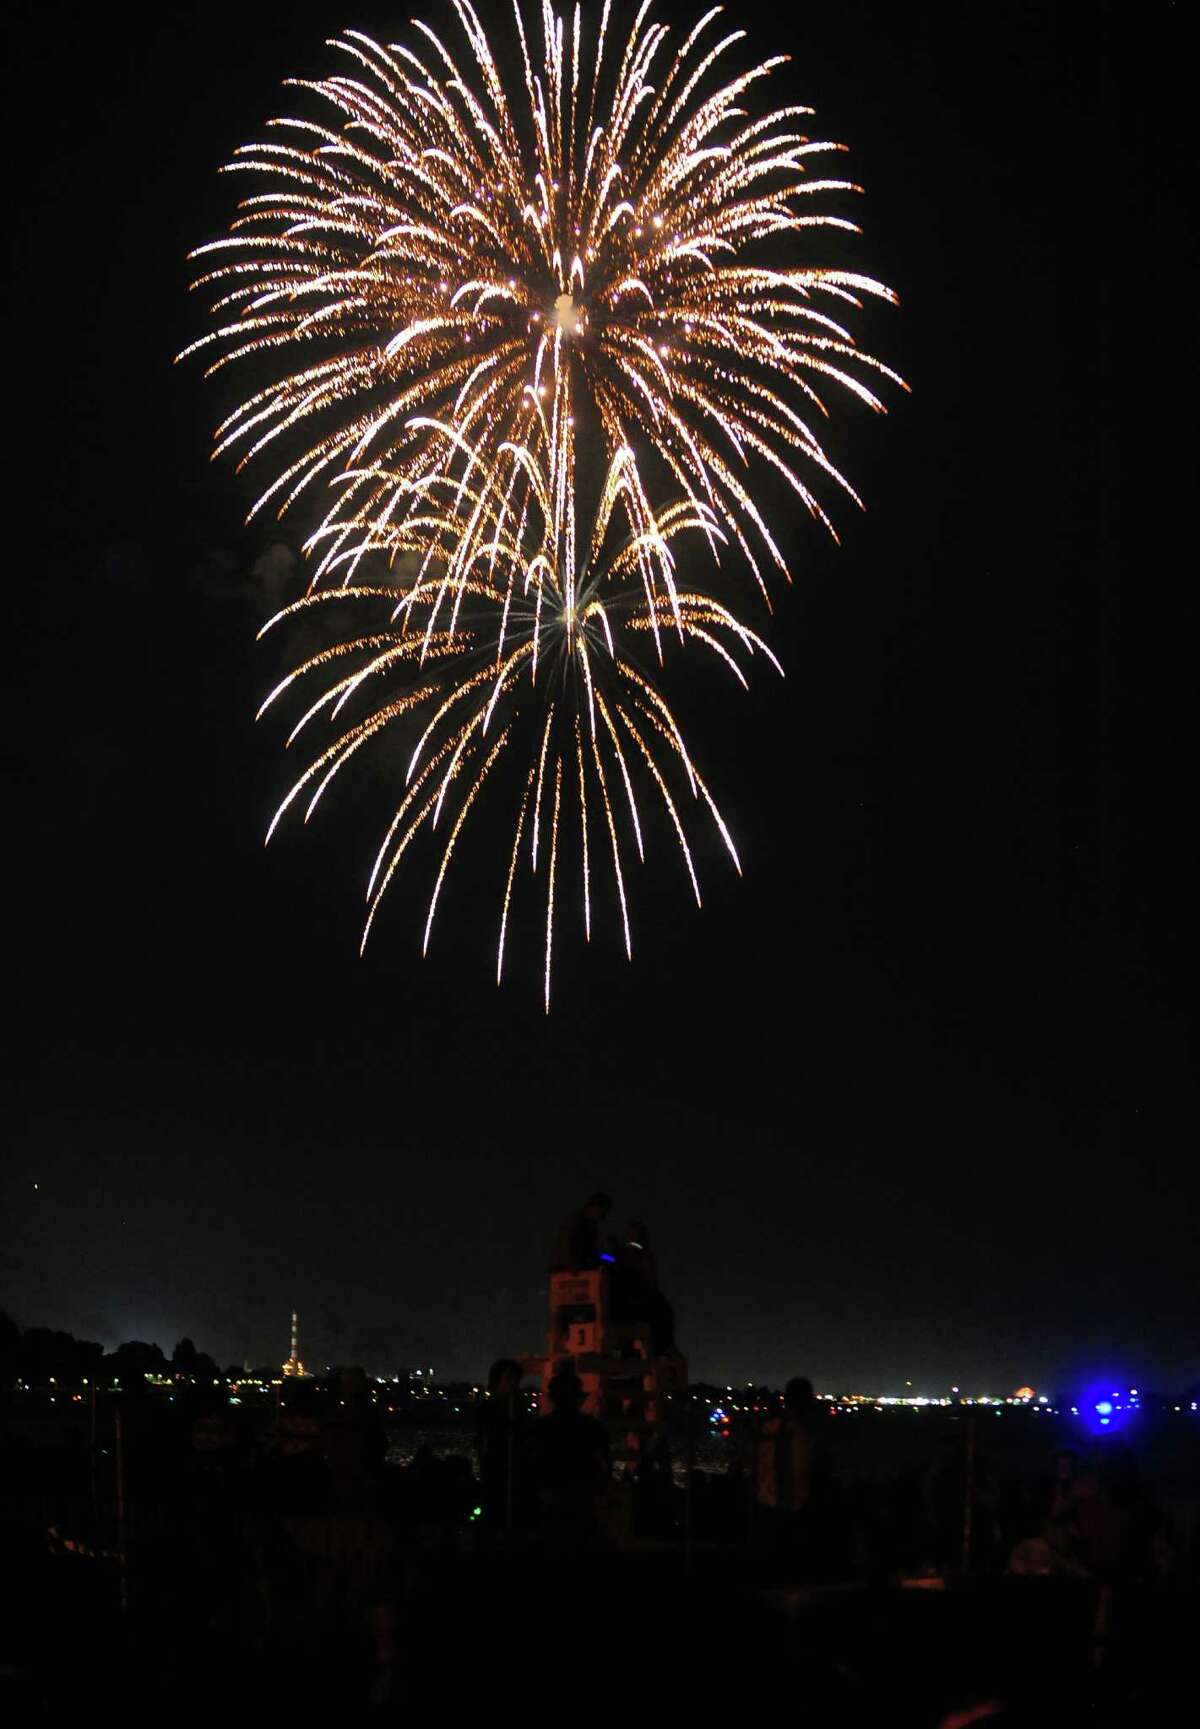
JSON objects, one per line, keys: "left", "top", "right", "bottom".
{"left": 531, "top": 1369, "right": 610, "bottom": 1549}
{"left": 1071, "top": 1444, "right": 1155, "bottom": 1584}
{"left": 405, "top": 1444, "right": 437, "bottom": 1522}
{"left": 1042, "top": 1447, "right": 1085, "bottom": 1570}
{"left": 1060, "top": 1444, "right": 1164, "bottom": 1685}
{"left": 550, "top": 1192, "right": 613, "bottom": 1271}
{"left": 477, "top": 1358, "right": 529, "bottom": 1529}
{"left": 262, "top": 1385, "right": 330, "bottom": 1515}
{"left": 1047, "top": 1448, "right": 1081, "bottom": 1521}
{"left": 617, "top": 1220, "right": 657, "bottom": 1294}
{"left": 612, "top": 1220, "right": 676, "bottom": 1354}
{"left": 750, "top": 1376, "right": 832, "bottom": 1577}
{"left": 635, "top": 1431, "right": 676, "bottom": 1539}
{"left": 1009, "top": 1447, "right": 1089, "bottom": 1577}
{"left": 321, "top": 1365, "right": 387, "bottom": 1513}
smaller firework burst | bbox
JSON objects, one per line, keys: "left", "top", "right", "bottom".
{"left": 258, "top": 417, "right": 780, "bottom": 1006}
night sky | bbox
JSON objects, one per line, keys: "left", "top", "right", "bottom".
{"left": 4, "top": 0, "right": 1196, "bottom": 1395}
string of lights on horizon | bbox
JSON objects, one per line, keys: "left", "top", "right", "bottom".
{"left": 182, "top": 0, "right": 905, "bottom": 999}
{"left": 18, "top": 1376, "right": 1198, "bottom": 1425}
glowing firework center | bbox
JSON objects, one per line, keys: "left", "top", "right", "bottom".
{"left": 552, "top": 292, "right": 581, "bottom": 336}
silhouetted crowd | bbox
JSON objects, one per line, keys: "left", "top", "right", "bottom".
{"left": 2, "top": 1271, "right": 1196, "bottom": 1725}
{"left": 3, "top": 1362, "right": 1194, "bottom": 1724}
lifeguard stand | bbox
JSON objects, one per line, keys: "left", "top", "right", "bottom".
{"left": 523, "top": 1268, "right": 687, "bottom": 1473}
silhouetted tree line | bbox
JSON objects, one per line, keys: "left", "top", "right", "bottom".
{"left": 0, "top": 1310, "right": 233, "bottom": 1396}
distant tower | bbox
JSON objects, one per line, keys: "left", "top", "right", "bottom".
{"left": 281, "top": 1309, "right": 309, "bottom": 1378}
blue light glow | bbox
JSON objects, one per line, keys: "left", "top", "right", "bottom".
{"left": 1073, "top": 1380, "right": 1139, "bottom": 1436}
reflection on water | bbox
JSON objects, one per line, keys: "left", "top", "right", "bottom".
{"left": 385, "top": 1425, "right": 735, "bottom": 1480}
{"left": 385, "top": 1427, "right": 476, "bottom": 1469}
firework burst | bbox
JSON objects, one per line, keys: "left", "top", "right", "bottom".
{"left": 182, "top": 0, "right": 903, "bottom": 997}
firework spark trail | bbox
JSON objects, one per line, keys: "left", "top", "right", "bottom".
{"left": 575, "top": 717, "right": 591, "bottom": 941}
{"left": 183, "top": 2, "right": 903, "bottom": 997}
{"left": 498, "top": 766, "right": 535, "bottom": 983}
{"left": 545, "top": 754, "right": 563, "bottom": 1011}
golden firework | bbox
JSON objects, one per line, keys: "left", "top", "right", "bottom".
{"left": 182, "top": 1, "right": 903, "bottom": 998}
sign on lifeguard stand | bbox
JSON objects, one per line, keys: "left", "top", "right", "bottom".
{"left": 522, "top": 1265, "right": 687, "bottom": 1473}
{"left": 549, "top": 1269, "right": 608, "bottom": 1364}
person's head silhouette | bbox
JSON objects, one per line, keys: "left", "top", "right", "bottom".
{"left": 784, "top": 1376, "right": 815, "bottom": 1414}
{"left": 487, "top": 1358, "right": 522, "bottom": 1397}
{"left": 547, "top": 1368, "right": 586, "bottom": 1413}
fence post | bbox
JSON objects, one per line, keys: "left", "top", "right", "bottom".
{"left": 683, "top": 1396, "right": 696, "bottom": 1574}
{"left": 89, "top": 1378, "right": 98, "bottom": 1532}
{"left": 961, "top": 1416, "right": 976, "bottom": 1574}
{"left": 505, "top": 1390, "right": 515, "bottom": 1533}
{"left": 114, "top": 1406, "right": 129, "bottom": 1617}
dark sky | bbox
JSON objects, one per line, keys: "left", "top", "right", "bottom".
{"left": 3, "top": 1, "right": 1196, "bottom": 1395}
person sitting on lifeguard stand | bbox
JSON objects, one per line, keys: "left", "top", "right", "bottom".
{"left": 611, "top": 1219, "right": 676, "bottom": 1356}
{"left": 550, "top": 1191, "right": 613, "bottom": 1271}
